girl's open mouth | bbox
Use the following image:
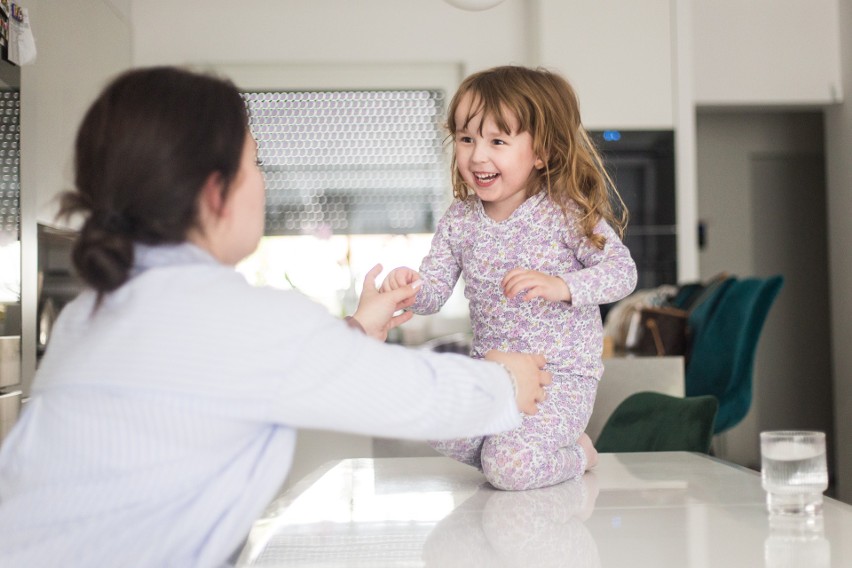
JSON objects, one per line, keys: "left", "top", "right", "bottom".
{"left": 474, "top": 172, "right": 499, "bottom": 187}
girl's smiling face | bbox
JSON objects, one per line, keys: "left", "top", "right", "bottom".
{"left": 453, "top": 91, "right": 543, "bottom": 221}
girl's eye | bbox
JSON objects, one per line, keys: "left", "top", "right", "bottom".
{"left": 493, "top": 139, "right": 506, "bottom": 146}
{"left": 458, "top": 136, "right": 473, "bottom": 144}
{"left": 255, "top": 158, "right": 264, "bottom": 167}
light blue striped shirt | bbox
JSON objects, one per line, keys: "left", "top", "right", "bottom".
{"left": 0, "top": 243, "right": 520, "bottom": 567}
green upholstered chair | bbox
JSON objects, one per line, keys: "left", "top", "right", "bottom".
{"left": 684, "top": 275, "right": 784, "bottom": 433}
{"left": 595, "top": 391, "right": 719, "bottom": 453}
{"left": 670, "top": 272, "right": 731, "bottom": 312}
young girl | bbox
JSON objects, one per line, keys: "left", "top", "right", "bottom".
{"left": 382, "top": 65, "right": 637, "bottom": 491}
{"left": 0, "top": 66, "right": 553, "bottom": 567}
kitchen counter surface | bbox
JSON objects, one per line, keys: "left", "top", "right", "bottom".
{"left": 236, "top": 452, "right": 852, "bottom": 567}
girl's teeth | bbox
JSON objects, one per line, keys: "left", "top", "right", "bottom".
{"left": 475, "top": 173, "right": 498, "bottom": 181}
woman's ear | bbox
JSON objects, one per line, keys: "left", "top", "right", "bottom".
{"left": 198, "top": 172, "right": 227, "bottom": 218}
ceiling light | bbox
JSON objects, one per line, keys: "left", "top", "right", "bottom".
{"left": 442, "top": 0, "right": 507, "bottom": 12}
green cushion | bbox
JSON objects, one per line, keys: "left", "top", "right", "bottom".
{"left": 595, "top": 391, "right": 719, "bottom": 454}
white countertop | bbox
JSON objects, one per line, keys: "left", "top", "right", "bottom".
{"left": 236, "top": 453, "right": 852, "bottom": 567}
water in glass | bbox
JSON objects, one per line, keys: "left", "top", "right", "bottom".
{"left": 761, "top": 431, "right": 828, "bottom": 516}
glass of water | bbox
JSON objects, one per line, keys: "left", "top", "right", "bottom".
{"left": 760, "top": 430, "right": 828, "bottom": 517}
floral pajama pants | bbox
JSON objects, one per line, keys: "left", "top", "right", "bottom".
{"left": 429, "top": 373, "right": 598, "bottom": 491}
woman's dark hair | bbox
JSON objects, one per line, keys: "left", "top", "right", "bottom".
{"left": 58, "top": 66, "right": 249, "bottom": 299}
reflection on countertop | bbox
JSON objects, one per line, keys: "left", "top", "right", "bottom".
{"left": 237, "top": 453, "right": 852, "bottom": 568}
{"left": 237, "top": 457, "right": 600, "bottom": 568}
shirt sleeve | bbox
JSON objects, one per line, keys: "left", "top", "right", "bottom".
{"left": 559, "top": 216, "right": 638, "bottom": 307}
{"left": 411, "top": 206, "right": 463, "bottom": 314}
{"left": 233, "top": 285, "right": 521, "bottom": 440}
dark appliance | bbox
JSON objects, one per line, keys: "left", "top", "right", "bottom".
{"left": 591, "top": 129, "right": 677, "bottom": 291}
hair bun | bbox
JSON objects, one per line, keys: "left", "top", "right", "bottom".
{"left": 72, "top": 217, "right": 134, "bottom": 294}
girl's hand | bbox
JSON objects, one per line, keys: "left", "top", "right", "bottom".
{"left": 352, "top": 264, "right": 421, "bottom": 341}
{"left": 483, "top": 350, "right": 552, "bottom": 415}
{"left": 380, "top": 266, "right": 422, "bottom": 293}
{"left": 502, "top": 268, "right": 572, "bottom": 303}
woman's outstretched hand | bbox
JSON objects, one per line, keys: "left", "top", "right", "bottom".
{"left": 484, "top": 350, "right": 552, "bottom": 415}
{"left": 352, "top": 264, "right": 421, "bottom": 341}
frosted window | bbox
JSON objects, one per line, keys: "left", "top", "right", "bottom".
{"left": 243, "top": 90, "right": 450, "bottom": 236}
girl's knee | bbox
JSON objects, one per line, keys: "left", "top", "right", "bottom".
{"left": 481, "top": 451, "right": 538, "bottom": 491}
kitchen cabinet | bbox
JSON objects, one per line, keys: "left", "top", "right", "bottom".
{"left": 536, "top": 0, "right": 675, "bottom": 129}
{"left": 693, "top": 0, "right": 842, "bottom": 106}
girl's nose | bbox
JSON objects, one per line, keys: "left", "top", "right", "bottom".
{"left": 470, "top": 141, "right": 488, "bottom": 163}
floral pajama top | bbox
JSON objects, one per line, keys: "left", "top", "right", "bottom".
{"left": 413, "top": 192, "right": 637, "bottom": 380}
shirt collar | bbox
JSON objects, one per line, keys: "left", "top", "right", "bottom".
{"left": 132, "top": 242, "right": 220, "bottom": 276}
{"left": 474, "top": 190, "right": 547, "bottom": 224}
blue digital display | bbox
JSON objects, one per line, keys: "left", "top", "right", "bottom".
{"left": 602, "top": 130, "right": 622, "bottom": 142}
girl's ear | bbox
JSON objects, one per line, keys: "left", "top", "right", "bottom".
{"left": 534, "top": 157, "right": 545, "bottom": 170}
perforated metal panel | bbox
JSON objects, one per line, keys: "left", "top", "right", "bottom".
{"left": 0, "top": 90, "right": 19, "bottom": 244}
{"left": 243, "top": 90, "right": 449, "bottom": 236}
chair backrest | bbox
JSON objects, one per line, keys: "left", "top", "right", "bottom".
{"left": 673, "top": 272, "right": 732, "bottom": 313}
{"left": 595, "top": 391, "right": 719, "bottom": 453}
{"left": 685, "top": 275, "right": 784, "bottom": 433}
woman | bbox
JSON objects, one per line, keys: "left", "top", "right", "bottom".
{"left": 0, "top": 66, "right": 551, "bottom": 567}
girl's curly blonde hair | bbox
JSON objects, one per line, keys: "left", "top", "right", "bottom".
{"left": 446, "top": 65, "right": 627, "bottom": 248}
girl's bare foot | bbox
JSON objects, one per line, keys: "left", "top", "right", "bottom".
{"left": 578, "top": 432, "right": 598, "bottom": 470}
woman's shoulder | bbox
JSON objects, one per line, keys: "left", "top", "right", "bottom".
{"left": 126, "top": 262, "right": 312, "bottom": 313}
{"left": 116, "top": 263, "right": 337, "bottom": 348}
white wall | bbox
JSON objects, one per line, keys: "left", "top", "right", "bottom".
{"left": 824, "top": 0, "right": 852, "bottom": 503}
{"left": 23, "top": 1, "right": 132, "bottom": 223}
{"left": 19, "top": 0, "right": 132, "bottom": 390}
{"left": 131, "top": 0, "right": 531, "bottom": 79}
{"left": 696, "top": 114, "right": 826, "bottom": 277}
{"left": 131, "top": 0, "right": 684, "bottom": 130}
